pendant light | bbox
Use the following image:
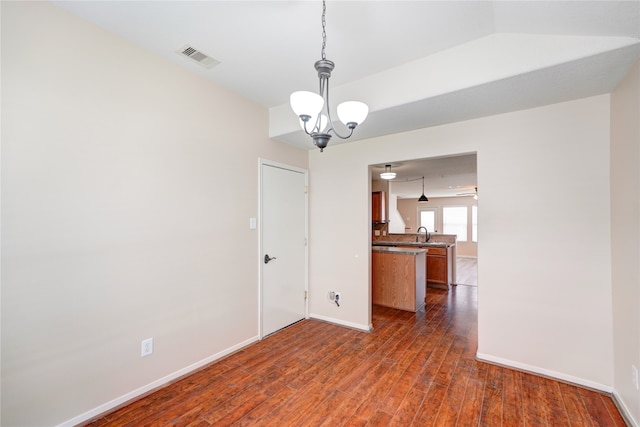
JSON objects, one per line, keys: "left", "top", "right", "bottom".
{"left": 290, "top": 0, "right": 369, "bottom": 152}
{"left": 380, "top": 165, "right": 396, "bottom": 180}
{"left": 418, "top": 176, "right": 429, "bottom": 202}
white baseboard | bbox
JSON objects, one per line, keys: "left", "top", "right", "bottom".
{"left": 58, "top": 335, "right": 260, "bottom": 427}
{"left": 476, "top": 352, "right": 613, "bottom": 393}
{"left": 308, "top": 313, "right": 372, "bottom": 332}
{"left": 612, "top": 390, "right": 640, "bottom": 427}
{"left": 456, "top": 255, "right": 477, "bottom": 259}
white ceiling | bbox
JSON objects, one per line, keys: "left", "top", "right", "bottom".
{"left": 372, "top": 154, "right": 478, "bottom": 199}
{"left": 52, "top": 1, "right": 639, "bottom": 151}
{"left": 51, "top": 1, "right": 639, "bottom": 198}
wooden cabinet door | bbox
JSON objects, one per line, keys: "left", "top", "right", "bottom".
{"left": 372, "top": 191, "right": 386, "bottom": 223}
{"left": 371, "top": 252, "right": 382, "bottom": 304}
{"left": 427, "top": 255, "right": 447, "bottom": 284}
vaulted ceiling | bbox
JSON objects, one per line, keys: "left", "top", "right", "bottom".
{"left": 54, "top": 1, "right": 639, "bottom": 152}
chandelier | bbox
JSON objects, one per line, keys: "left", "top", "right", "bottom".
{"left": 289, "top": 0, "right": 369, "bottom": 152}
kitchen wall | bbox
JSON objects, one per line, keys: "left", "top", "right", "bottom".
{"left": 309, "top": 94, "right": 614, "bottom": 393}
{"left": 387, "top": 194, "right": 407, "bottom": 233}
{"left": 398, "top": 195, "right": 477, "bottom": 257}
{"left": 1, "top": 2, "right": 307, "bottom": 426}
{"left": 371, "top": 180, "right": 388, "bottom": 193}
{"left": 610, "top": 60, "right": 640, "bottom": 425}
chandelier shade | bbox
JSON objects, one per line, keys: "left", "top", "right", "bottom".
{"left": 290, "top": 91, "right": 324, "bottom": 119}
{"left": 337, "top": 101, "right": 369, "bottom": 128}
{"left": 380, "top": 164, "right": 396, "bottom": 180}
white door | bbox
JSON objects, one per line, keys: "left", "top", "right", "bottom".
{"left": 261, "top": 162, "right": 307, "bottom": 337}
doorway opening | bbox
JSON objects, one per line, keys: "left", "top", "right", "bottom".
{"left": 370, "top": 152, "right": 478, "bottom": 320}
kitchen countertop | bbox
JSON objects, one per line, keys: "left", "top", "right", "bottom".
{"left": 372, "top": 241, "right": 452, "bottom": 248}
{"left": 372, "top": 246, "right": 427, "bottom": 255}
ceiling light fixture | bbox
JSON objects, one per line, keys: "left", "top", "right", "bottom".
{"left": 290, "top": 0, "right": 369, "bottom": 152}
{"left": 380, "top": 165, "right": 396, "bottom": 180}
{"left": 418, "top": 176, "right": 429, "bottom": 202}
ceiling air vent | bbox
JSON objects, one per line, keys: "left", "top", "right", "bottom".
{"left": 177, "top": 44, "right": 220, "bottom": 69}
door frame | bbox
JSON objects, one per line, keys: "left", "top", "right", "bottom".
{"left": 258, "top": 158, "right": 309, "bottom": 339}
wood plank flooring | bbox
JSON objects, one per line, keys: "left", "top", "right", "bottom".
{"left": 86, "top": 286, "right": 625, "bottom": 426}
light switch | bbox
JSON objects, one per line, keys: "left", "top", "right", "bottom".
{"left": 249, "top": 217, "right": 257, "bottom": 229}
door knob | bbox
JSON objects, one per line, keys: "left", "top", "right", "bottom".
{"left": 264, "top": 254, "right": 277, "bottom": 264}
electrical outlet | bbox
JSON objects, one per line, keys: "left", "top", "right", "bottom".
{"left": 327, "top": 291, "right": 342, "bottom": 306}
{"left": 633, "top": 365, "right": 639, "bottom": 390}
{"left": 141, "top": 338, "right": 153, "bottom": 357}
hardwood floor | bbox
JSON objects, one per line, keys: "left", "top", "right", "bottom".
{"left": 86, "top": 286, "right": 625, "bottom": 426}
{"left": 456, "top": 257, "right": 477, "bottom": 286}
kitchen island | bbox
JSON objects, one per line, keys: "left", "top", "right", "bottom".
{"left": 371, "top": 246, "right": 426, "bottom": 312}
{"left": 372, "top": 233, "right": 457, "bottom": 289}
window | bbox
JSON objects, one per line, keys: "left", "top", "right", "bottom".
{"left": 418, "top": 208, "right": 436, "bottom": 233}
{"left": 472, "top": 205, "right": 478, "bottom": 242}
{"left": 443, "top": 206, "right": 467, "bottom": 241}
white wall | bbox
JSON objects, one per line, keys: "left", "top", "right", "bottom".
{"left": 1, "top": 2, "right": 307, "bottom": 426}
{"left": 611, "top": 60, "right": 640, "bottom": 424}
{"left": 309, "top": 94, "right": 614, "bottom": 390}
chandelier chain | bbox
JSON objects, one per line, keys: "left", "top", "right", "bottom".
{"left": 321, "top": 0, "right": 327, "bottom": 60}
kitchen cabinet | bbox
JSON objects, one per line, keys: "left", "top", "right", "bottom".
{"left": 427, "top": 247, "right": 447, "bottom": 286}
{"left": 372, "top": 247, "right": 425, "bottom": 312}
{"left": 396, "top": 244, "right": 453, "bottom": 289}
{"left": 372, "top": 191, "right": 386, "bottom": 223}
{"left": 426, "top": 246, "right": 453, "bottom": 289}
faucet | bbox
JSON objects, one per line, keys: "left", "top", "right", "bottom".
{"left": 416, "top": 226, "right": 429, "bottom": 243}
